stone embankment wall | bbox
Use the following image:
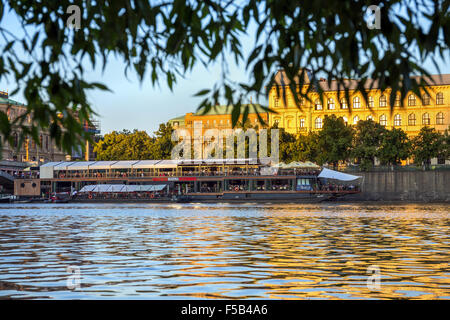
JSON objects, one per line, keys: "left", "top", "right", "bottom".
{"left": 345, "top": 171, "right": 450, "bottom": 202}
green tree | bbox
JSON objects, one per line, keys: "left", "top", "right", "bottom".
{"left": 94, "top": 129, "right": 154, "bottom": 160}
{"left": 278, "top": 129, "right": 297, "bottom": 163}
{"left": 150, "top": 123, "right": 175, "bottom": 159}
{"left": 412, "top": 127, "right": 443, "bottom": 169}
{"left": 441, "top": 127, "right": 450, "bottom": 161}
{"left": 352, "top": 119, "right": 388, "bottom": 171}
{"left": 316, "top": 115, "right": 354, "bottom": 168}
{"left": 377, "top": 128, "right": 411, "bottom": 166}
{"left": 1, "top": 1, "right": 448, "bottom": 155}
{"left": 287, "top": 132, "right": 320, "bottom": 163}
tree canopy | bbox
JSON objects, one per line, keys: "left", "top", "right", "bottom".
{"left": 0, "top": 0, "right": 448, "bottom": 154}
{"left": 352, "top": 119, "right": 388, "bottom": 170}
{"left": 411, "top": 126, "right": 444, "bottom": 168}
{"left": 377, "top": 127, "right": 411, "bottom": 166}
{"left": 94, "top": 123, "right": 174, "bottom": 160}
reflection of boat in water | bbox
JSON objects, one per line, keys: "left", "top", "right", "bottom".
{"left": 172, "top": 195, "right": 193, "bottom": 203}
{"left": 0, "top": 195, "right": 13, "bottom": 203}
{"left": 24, "top": 159, "right": 363, "bottom": 203}
{"left": 49, "top": 192, "right": 70, "bottom": 203}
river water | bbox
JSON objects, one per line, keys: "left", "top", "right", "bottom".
{"left": 0, "top": 203, "right": 448, "bottom": 299}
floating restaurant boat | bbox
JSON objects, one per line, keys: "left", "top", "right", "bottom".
{"left": 16, "top": 158, "right": 362, "bottom": 202}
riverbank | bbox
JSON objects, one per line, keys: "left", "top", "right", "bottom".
{"left": 345, "top": 170, "right": 450, "bottom": 202}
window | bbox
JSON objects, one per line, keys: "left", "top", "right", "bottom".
{"left": 274, "top": 118, "right": 280, "bottom": 125}
{"left": 353, "top": 115, "right": 360, "bottom": 124}
{"left": 379, "top": 114, "right": 387, "bottom": 126}
{"left": 327, "top": 98, "right": 335, "bottom": 110}
{"left": 368, "top": 96, "right": 374, "bottom": 108}
{"left": 315, "top": 117, "right": 322, "bottom": 129}
{"left": 315, "top": 99, "right": 322, "bottom": 110}
{"left": 408, "top": 113, "right": 416, "bottom": 126}
{"left": 408, "top": 94, "right": 416, "bottom": 106}
{"left": 422, "top": 113, "right": 430, "bottom": 125}
{"left": 13, "top": 132, "right": 18, "bottom": 148}
{"left": 299, "top": 118, "right": 305, "bottom": 128}
{"left": 436, "top": 112, "right": 444, "bottom": 125}
{"left": 353, "top": 96, "right": 360, "bottom": 108}
{"left": 342, "top": 116, "right": 348, "bottom": 125}
{"left": 436, "top": 92, "right": 444, "bottom": 105}
{"left": 340, "top": 98, "right": 348, "bottom": 109}
{"left": 366, "top": 115, "right": 373, "bottom": 121}
{"left": 45, "top": 136, "right": 49, "bottom": 150}
{"left": 274, "top": 97, "right": 280, "bottom": 108}
{"left": 422, "top": 93, "right": 430, "bottom": 105}
{"left": 394, "top": 94, "right": 401, "bottom": 106}
{"left": 394, "top": 114, "right": 402, "bottom": 126}
{"left": 379, "top": 95, "right": 387, "bottom": 107}
{"left": 220, "top": 119, "right": 223, "bottom": 124}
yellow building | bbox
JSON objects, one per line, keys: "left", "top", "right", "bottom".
{"left": 268, "top": 70, "right": 450, "bottom": 137}
{"left": 168, "top": 104, "right": 269, "bottom": 136}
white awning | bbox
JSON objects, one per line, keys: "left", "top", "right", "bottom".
{"left": 111, "top": 161, "right": 139, "bottom": 169}
{"left": 154, "top": 160, "right": 180, "bottom": 168}
{"left": 79, "top": 184, "right": 167, "bottom": 193}
{"left": 318, "top": 168, "right": 361, "bottom": 181}
{"left": 132, "top": 160, "right": 161, "bottom": 169}
{"left": 68, "top": 161, "right": 97, "bottom": 170}
{"left": 53, "top": 162, "right": 76, "bottom": 170}
{"left": 88, "top": 161, "right": 118, "bottom": 170}
{"left": 40, "top": 161, "right": 61, "bottom": 168}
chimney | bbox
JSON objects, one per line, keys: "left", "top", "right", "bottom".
{"left": 0, "top": 90, "right": 8, "bottom": 99}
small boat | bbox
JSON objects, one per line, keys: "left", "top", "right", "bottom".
{"left": 0, "top": 195, "right": 13, "bottom": 203}
{"left": 172, "top": 195, "right": 192, "bottom": 203}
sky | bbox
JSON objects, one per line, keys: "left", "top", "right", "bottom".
{"left": 0, "top": 3, "right": 449, "bottom": 136}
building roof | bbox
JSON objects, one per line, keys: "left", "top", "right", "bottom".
{"left": 168, "top": 115, "right": 186, "bottom": 122}
{"left": 0, "top": 96, "right": 26, "bottom": 107}
{"left": 273, "top": 70, "right": 450, "bottom": 91}
{"left": 193, "top": 104, "right": 268, "bottom": 116}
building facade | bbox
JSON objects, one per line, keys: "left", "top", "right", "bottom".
{"left": 0, "top": 91, "right": 67, "bottom": 163}
{"left": 168, "top": 104, "right": 269, "bottom": 135}
{"left": 268, "top": 71, "right": 450, "bottom": 136}
{"left": 0, "top": 91, "right": 101, "bottom": 164}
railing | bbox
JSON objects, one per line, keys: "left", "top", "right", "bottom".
{"left": 50, "top": 170, "right": 321, "bottom": 179}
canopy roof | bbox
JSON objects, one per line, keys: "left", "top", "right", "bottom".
{"left": 132, "top": 160, "right": 160, "bottom": 169}
{"left": 318, "top": 168, "right": 361, "bottom": 181}
{"left": 272, "top": 161, "right": 320, "bottom": 169}
{"left": 78, "top": 184, "right": 167, "bottom": 193}
{"left": 68, "top": 161, "right": 97, "bottom": 170}
{"left": 40, "top": 161, "right": 61, "bottom": 168}
{"left": 54, "top": 161, "right": 76, "bottom": 170}
{"left": 110, "top": 160, "right": 139, "bottom": 169}
{"left": 88, "top": 161, "right": 118, "bottom": 169}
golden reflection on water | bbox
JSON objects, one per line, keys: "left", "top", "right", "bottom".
{"left": 0, "top": 203, "right": 448, "bottom": 299}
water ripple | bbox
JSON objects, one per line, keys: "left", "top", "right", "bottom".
{"left": 0, "top": 202, "right": 448, "bottom": 299}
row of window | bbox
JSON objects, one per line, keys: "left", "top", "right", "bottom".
{"left": 11, "top": 133, "right": 51, "bottom": 151}
{"left": 312, "top": 112, "right": 445, "bottom": 128}
{"left": 274, "top": 92, "right": 445, "bottom": 110}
